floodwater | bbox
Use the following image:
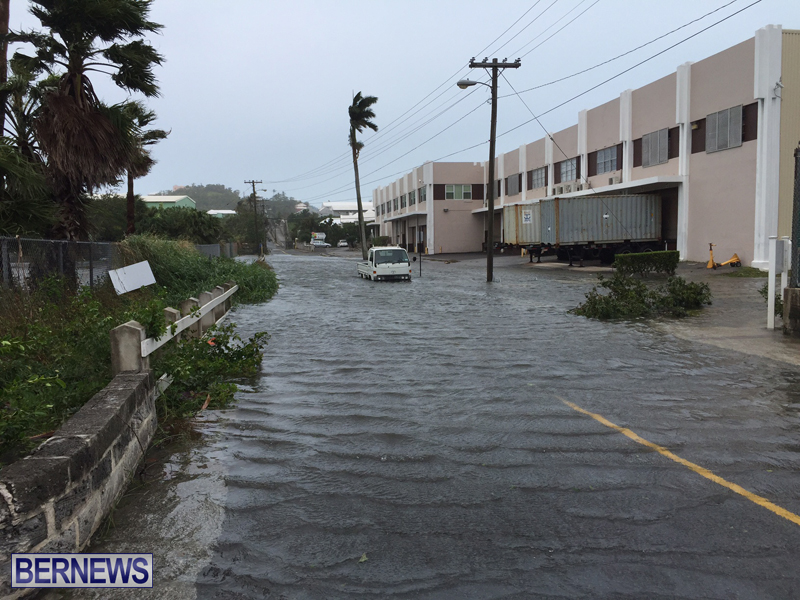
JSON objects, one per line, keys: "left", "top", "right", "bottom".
{"left": 81, "top": 252, "right": 800, "bottom": 600}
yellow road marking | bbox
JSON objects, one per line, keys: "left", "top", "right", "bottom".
{"left": 557, "top": 396, "right": 800, "bottom": 528}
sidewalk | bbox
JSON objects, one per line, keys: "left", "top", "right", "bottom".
{"left": 517, "top": 255, "right": 800, "bottom": 367}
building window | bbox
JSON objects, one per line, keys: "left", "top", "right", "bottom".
{"left": 559, "top": 158, "right": 577, "bottom": 182}
{"left": 393, "top": 198, "right": 398, "bottom": 211}
{"left": 596, "top": 146, "right": 617, "bottom": 174}
{"left": 707, "top": 105, "right": 743, "bottom": 153}
{"left": 506, "top": 174, "right": 521, "bottom": 196}
{"left": 528, "top": 167, "right": 546, "bottom": 189}
{"left": 419, "top": 186, "right": 427, "bottom": 203}
{"left": 445, "top": 184, "right": 472, "bottom": 200}
{"left": 642, "top": 128, "right": 668, "bottom": 167}
{"left": 409, "top": 190, "right": 416, "bottom": 205}
{"left": 400, "top": 194, "right": 407, "bottom": 208}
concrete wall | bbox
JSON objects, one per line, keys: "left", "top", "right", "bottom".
{"left": 0, "top": 372, "right": 157, "bottom": 598}
{"left": 632, "top": 73, "right": 677, "bottom": 139}
{"left": 587, "top": 97, "right": 621, "bottom": 153}
{"left": 688, "top": 140, "right": 758, "bottom": 263}
{"left": 779, "top": 30, "right": 800, "bottom": 238}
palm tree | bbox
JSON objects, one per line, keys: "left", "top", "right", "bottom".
{"left": 121, "top": 101, "right": 168, "bottom": 234}
{"left": 348, "top": 92, "right": 378, "bottom": 260}
{"left": 10, "top": 0, "right": 163, "bottom": 240}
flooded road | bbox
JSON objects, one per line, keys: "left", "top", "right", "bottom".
{"left": 85, "top": 252, "right": 800, "bottom": 599}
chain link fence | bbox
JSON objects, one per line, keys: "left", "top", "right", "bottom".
{"left": 0, "top": 236, "right": 120, "bottom": 291}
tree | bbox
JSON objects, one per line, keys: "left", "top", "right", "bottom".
{"left": 122, "top": 101, "right": 168, "bottom": 234}
{"left": 11, "top": 0, "right": 163, "bottom": 240}
{"left": 348, "top": 91, "right": 377, "bottom": 259}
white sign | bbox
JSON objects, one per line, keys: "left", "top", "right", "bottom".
{"left": 522, "top": 210, "right": 532, "bottom": 224}
{"left": 108, "top": 261, "right": 156, "bottom": 295}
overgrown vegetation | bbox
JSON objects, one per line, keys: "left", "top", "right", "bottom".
{"left": 613, "top": 250, "right": 680, "bottom": 277}
{"left": 572, "top": 271, "right": 712, "bottom": 319}
{"left": 759, "top": 279, "right": 784, "bottom": 317}
{"left": 118, "top": 235, "right": 277, "bottom": 306}
{"left": 0, "top": 237, "right": 278, "bottom": 465}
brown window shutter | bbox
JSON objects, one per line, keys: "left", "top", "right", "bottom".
{"left": 472, "top": 183, "right": 484, "bottom": 200}
{"left": 668, "top": 127, "right": 680, "bottom": 159}
{"left": 691, "top": 119, "right": 706, "bottom": 153}
{"left": 433, "top": 184, "right": 445, "bottom": 200}
{"left": 527, "top": 170, "right": 533, "bottom": 190}
{"left": 544, "top": 168, "right": 548, "bottom": 187}
{"left": 504, "top": 177, "right": 509, "bottom": 193}
{"left": 587, "top": 151, "right": 597, "bottom": 177}
{"left": 575, "top": 157, "right": 581, "bottom": 181}
{"left": 742, "top": 102, "right": 758, "bottom": 142}
{"left": 554, "top": 162, "right": 562, "bottom": 184}
{"left": 496, "top": 180, "right": 502, "bottom": 197}
{"left": 616, "top": 143, "right": 623, "bottom": 169}
{"left": 517, "top": 173, "right": 522, "bottom": 193}
{"left": 633, "top": 138, "right": 642, "bottom": 167}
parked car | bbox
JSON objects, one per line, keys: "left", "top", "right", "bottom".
{"left": 337, "top": 240, "right": 349, "bottom": 248}
{"left": 310, "top": 240, "right": 331, "bottom": 248}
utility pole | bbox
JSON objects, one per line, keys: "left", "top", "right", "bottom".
{"left": 245, "top": 179, "right": 262, "bottom": 255}
{"left": 464, "top": 58, "right": 520, "bottom": 283}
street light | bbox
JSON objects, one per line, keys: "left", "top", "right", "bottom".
{"left": 457, "top": 58, "right": 520, "bottom": 282}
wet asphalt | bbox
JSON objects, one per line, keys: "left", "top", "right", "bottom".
{"left": 74, "top": 250, "right": 800, "bottom": 600}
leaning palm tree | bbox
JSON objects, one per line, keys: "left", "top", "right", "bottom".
{"left": 10, "top": 0, "right": 163, "bottom": 240}
{"left": 120, "top": 101, "right": 168, "bottom": 234}
{"left": 348, "top": 92, "right": 378, "bottom": 260}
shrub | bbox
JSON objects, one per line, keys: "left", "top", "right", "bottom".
{"left": 758, "top": 280, "right": 784, "bottom": 317}
{"left": 118, "top": 235, "right": 278, "bottom": 305}
{"left": 613, "top": 250, "right": 680, "bottom": 277}
{"left": 572, "top": 272, "right": 711, "bottom": 320}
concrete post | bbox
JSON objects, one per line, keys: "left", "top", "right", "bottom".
{"left": 110, "top": 321, "right": 148, "bottom": 375}
{"left": 211, "top": 286, "right": 223, "bottom": 322}
{"left": 222, "top": 281, "right": 233, "bottom": 313}
{"left": 199, "top": 291, "right": 214, "bottom": 334}
{"left": 164, "top": 307, "right": 181, "bottom": 341}
{"left": 179, "top": 297, "right": 200, "bottom": 338}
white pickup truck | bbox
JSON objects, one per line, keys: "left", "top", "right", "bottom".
{"left": 357, "top": 246, "right": 415, "bottom": 281}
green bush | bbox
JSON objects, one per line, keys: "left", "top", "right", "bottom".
{"left": 613, "top": 250, "right": 680, "bottom": 277}
{"left": 572, "top": 271, "right": 711, "bottom": 320}
{"left": 118, "top": 235, "right": 278, "bottom": 306}
{"left": 758, "top": 280, "right": 784, "bottom": 317}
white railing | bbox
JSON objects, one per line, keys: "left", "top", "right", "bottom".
{"left": 110, "top": 281, "right": 238, "bottom": 375}
{"left": 141, "top": 284, "right": 238, "bottom": 357}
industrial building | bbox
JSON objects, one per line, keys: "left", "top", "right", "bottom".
{"left": 372, "top": 25, "right": 799, "bottom": 267}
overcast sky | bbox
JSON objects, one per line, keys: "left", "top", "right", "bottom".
{"left": 9, "top": 0, "right": 800, "bottom": 206}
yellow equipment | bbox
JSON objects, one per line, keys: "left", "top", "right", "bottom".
{"left": 707, "top": 242, "right": 742, "bottom": 269}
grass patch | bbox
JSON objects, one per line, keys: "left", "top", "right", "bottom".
{"left": 571, "top": 272, "right": 712, "bottom": 320}
{"left": 0, "top": 236, "right": 278, "bottom": 465}
{"left": 721, "top": 266, "right": 767, "bottom": 278}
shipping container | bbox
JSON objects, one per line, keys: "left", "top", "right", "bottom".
{"left": 540, "top": 194, "right": 661, "bottom": 246}
{"left": 503, "top": 203, "right": 541, "bottom": 245}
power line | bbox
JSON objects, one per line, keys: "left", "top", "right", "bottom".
{"left": 291, "top": 0, "right": 760, "bottom": 206}
{"left": 512, "top": 0, "right": 601, "bottom": 59}
{"left": 265, "top": 1, "right": 567, "bottom": 185}
{"left": 494, "top": 0, "right": 763, "bottom": 142}
{"left": 504, "top": 0, "right": 743, "bottom": 97}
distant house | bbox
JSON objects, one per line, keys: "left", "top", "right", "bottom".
{"left": 141, "top": 195, "right": 196, "bottom": 210}
{"left": 207, "top": 209, "right": 237, "bottom": 218}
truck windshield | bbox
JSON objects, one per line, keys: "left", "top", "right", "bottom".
{"left": 375, "top": 249, "right": 408, "bottom": 264}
